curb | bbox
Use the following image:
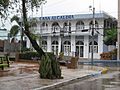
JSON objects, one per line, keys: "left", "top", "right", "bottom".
{"left": 34, "top": 68, "right": 109, "bottom": 90}
{"left": 34, "top": 75, "right": 92, "bottom": 90}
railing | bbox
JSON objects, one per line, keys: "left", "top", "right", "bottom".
{"left": 34, "top": 25, "right": 102, "bottom": 36}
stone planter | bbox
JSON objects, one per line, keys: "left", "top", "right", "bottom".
{"left": 66, "top": 57, "right": 79, "bottom": 69}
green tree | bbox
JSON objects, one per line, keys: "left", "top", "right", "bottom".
{"left": 104, "top": 28, "right": 117, "bottom": 45}
{"left": 0, "top": 0, "right": 9, "bottom": 17}
{"left": 0, "top": 0, "right": 62, "bottom": 79}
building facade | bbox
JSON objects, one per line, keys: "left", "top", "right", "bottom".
{"left": 27, "top": 12, "right": 117, "bottom": 59}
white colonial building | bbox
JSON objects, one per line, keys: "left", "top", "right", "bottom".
{"left": 27, "top": 12, "right": 117, "bottom": 59}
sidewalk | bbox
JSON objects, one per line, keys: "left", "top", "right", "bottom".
{"left": 0, "top": 62, "right": 107, "bottom": 90}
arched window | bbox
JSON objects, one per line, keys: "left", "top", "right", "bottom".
{"left": 89, "top": 41, "right": 98, "bottom": 53}
{"left": 52, "top": 40, "right": 58, "bottom": 55}
{"left": 89, "top": 21, "right": 99, "bottom": 29}
{"left": 76, "top": 41, "right": 84, "bottom": 45}
{"left": 52, "top": 22, "right": 60, "bottom": 33}
{"left": 63, "top": 22, "right": 71, "bottom": 32}
{"left": 63, "top": 22, "right": 68, "bottom": 32}
{"left": 64, "top": 41, "right": 71, "bottom": 56}
{"left": 64, "top": 41, "right": 71, "bottom": 45}
{"left": 76, "top": 41, "right": 84, "bottom": 57}
{"left": 52, "top": 41, "right": 58, "bottom": 45}
{"left": 76, "top": 21, "right": 84, "bottom": 31}
{"left": 41, "top": 22, "right": 48, "bottom": 30}
{"left": 42, "top": 40, "right": 47, "bottom": 51}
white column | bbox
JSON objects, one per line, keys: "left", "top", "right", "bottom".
{"left": 71, "top": 36, "right": 75, "bottom": 57}
{"left": 84, "top": 36, "right": 89, "bottom": 58}
{"left": 58, "top": 37, "right": 61, "bottom": 54}
{"left": 98, "top": 33, "right": 103, "bottom": 59}
{"left": 47, "top": 36, "right": 52, "bottom": 52}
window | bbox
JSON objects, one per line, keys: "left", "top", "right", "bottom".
{"left": 104, "top": 18, "right": 117, "bottom": 29}
{"left": 76, "top": 41, "right": 84, "bottom": 45}
{"left": 76, "top": 21, "right": 84, "bottom": 31}
{"left": 41, "top": 22, "right": 48, "bottom": 30}
{"left": 63, "top": 22, "right": 71, "bottom": 32}
{"left": 52, "top": 40, "right": 58, "bottom": 55}
{"left": 52, "top": 22, "right": 60, "bottom": 33}
{"left": 89, "top": 41, "right": 98, "bottom": 53}
{"left": 76, "top": 41, "right": 84, "bottom": 57}
{"left": 89, "top": 21, "right": 99, "bottom": 29}
{"left": 42, "top": 40, "right": 47, "bottom": 51}
{"left": 52, "top": 41, "right": 58, "bottom": 45}
{"left": 64, "top": 41, "right": 71, "bottom": 56}
{"left": 63, "top": 22, "right": 68, "bottom": 32}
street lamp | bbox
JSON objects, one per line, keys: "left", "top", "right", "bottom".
{"left": 89, "top": 5, "right": 95, "bottom": 65}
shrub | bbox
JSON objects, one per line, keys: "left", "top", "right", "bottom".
{"left": 39, "top": 52, "right": 62, "bottom": 79}
{"left": 19, "top": 52, "right": 40, "bottom": 60}
{"left": 19, "top": 52, "right": 54, "bottom": 60}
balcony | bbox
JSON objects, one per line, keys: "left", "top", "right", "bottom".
{"left": 36, "top": 25, "right": 101, "bottom": 36}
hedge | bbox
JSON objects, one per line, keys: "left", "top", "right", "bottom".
{"left": 19, "top": 52, "right": 54, "bottom": 60}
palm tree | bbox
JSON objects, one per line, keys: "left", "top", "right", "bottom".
{"left": 10, "top": 16, "right": 20, "bottom": 37}
{"left": 9, "top": 15, "right": 26, "bottom": 52}
{"left": 104, "top": 28, "right": 117, "bottom": 45}
{"left": 10, "top": 16, "right": 40, "bottom": 52}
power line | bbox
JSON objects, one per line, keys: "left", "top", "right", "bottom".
{"left": 36, "top": 27, "right": 107, "bottom": 36}
{"left": 1, "top": 26, "right": 118, "bottom": 37}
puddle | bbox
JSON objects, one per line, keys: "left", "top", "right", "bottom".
{"left": 0, "top": 62, "right": 39, "bottom": 77}
{"left": 54, "top": 72, "right": 120, "bottom": 90}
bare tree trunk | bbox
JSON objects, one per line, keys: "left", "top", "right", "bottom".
{"left": 25, "top": 31, "right": 45, "bottom": 56}
{"left": 22, "top": 0, "right": 45, "bottom": 57}
{"left": 21, "top": 0, "right": 62, "bottom": 79}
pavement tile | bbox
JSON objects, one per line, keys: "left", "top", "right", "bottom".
{"left": 0, "top": 62, "right": 104, "bottom": 90}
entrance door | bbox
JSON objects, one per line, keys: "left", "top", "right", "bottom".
{"left": 63, "top": 41, "right": 71, "bottom": 56}
{"left": 80, "top": 46, "right": 83, "bottom": 57}
{"left": 64, "top": 45, "right": 71, "bottom": 56}
{"left": 76, "top": 41, "right": 84, "bottom": 58}
{"left": 52, "top": 41, "right": 58, "bottom": 55}
{"left": 76, "top": 45, "right": 83, "bottom": 58}
{"left": 52, "top": 45, "right": 58, "bottom": 55}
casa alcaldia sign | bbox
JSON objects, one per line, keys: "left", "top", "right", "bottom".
{"left": 39, "top": 15, "right": 74, "bottom": 21}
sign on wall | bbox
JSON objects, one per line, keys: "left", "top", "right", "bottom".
{"left": 39, "top": 15, "right": 74, "bottom": 21}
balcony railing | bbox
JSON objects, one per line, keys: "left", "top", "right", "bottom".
{"left": 32, "top": 25, "right": 101, "bottom": 36}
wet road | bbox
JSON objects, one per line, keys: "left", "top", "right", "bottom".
{"left": 54, "top": 68, "right": 120, "bottom": 90}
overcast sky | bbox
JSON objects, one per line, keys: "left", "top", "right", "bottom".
{"left": 31, "top": 0, "right": 118, "bottom": 18}
{"left": 0, "top": 0, "right": 118, "bottom": 30}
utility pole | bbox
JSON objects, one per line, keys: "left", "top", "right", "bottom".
{"left": 89, "top": 5, "right": 95, "bottom": 65}
{"left": 117, "top": 0, "right": 120, "bottom": 61}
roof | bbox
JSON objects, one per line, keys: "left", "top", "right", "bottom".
{"left": 35, "top": 12, "right": 116, "bottom": 21}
